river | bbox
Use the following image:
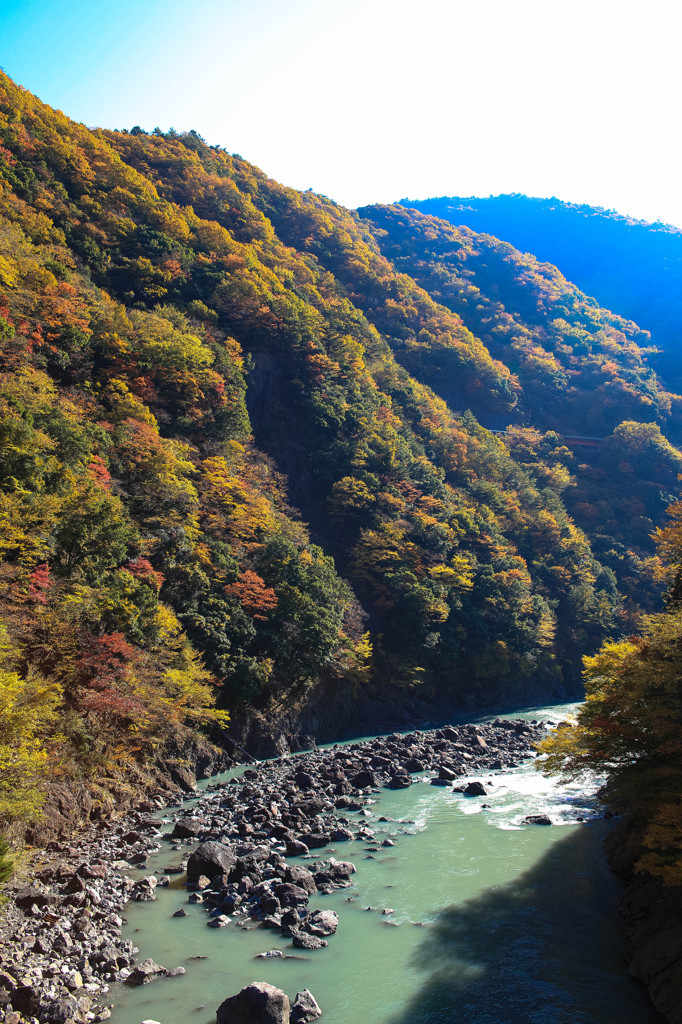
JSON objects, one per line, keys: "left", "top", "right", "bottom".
{"left": 108, "top": 703, "right": 660, "bottom": 1024}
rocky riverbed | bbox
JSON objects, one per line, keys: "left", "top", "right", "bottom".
{"left": 0, "top": 717, "right": 549, "bottom": 1024}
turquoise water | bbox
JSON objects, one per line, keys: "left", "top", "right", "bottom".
{"left": 108, "top": 705, "right": 660, "bottom": 1024}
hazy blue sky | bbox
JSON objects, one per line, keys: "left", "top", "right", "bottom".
{"left": 2, "top": 0, "right": 681, "bottom": 226}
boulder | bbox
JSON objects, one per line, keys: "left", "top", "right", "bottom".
{"left": 217, "top": 981, "right": 290, "bottom": 1024}
{"left": 41, "top": 995, "right": 84, "bottom": 1024}
{"left": 9, "top": 985, "right": 41, "bottom": 1017}
{"left": 386, "top": 774, "right": 412, "bottom": 789}
{"left": 126, "top": 959, "right": 169, "bottom": 986}
{"left": 306, "top": 909, "right": 338, "bottom": 936}
{"left": 523, "top": 814, "right": 552, "bottom": 826}
{"left": 351, "top": 769, "right": 376, "bottom": 789}
{"left": 283, "top": 865, "right": 317, "bottom": 895}
{"left": 186, "top": 841, "right": 235, "bottom": 881}
{"left": 280, "top": 909, "right": 305, "bottom": 937}
{"left": 208, "top": 915, "right": 231, "bottom": 928}
{"left": 131, "top": 876, "right": 158, "bottom": 901}
{"left": 296, "top": 833, "right": 329, "bottom": 849}
{"left": 330, "top": 826, "right": 354, "bottom": 841}
{"left": 285, "top": 840, "right": 309, "bottom": 858}
{"left": 77, "top": 860, "right": 108, "bottom": 879}
{"left": 298, "top": 797, "right": 327, "bottom": 817}
{"left": 290, "top": 990, "right": 322, "bottom": 1024}
{"left": 293, "top": 771, "right": 315, "bottom": 790}
{"left": 274, "top": 883, "right": 310, "bottom": 909}
{"left": 326, "top": 857, "right": 356, "bottom": 880}
{"left": 463, "top": 781, "right": 488, "bottom": 796}
{"left": 170, "top": 817, "right": 206, "bottom": 839}
{"left": 291, "top": 929, "right": 328, "bottom": 950}
{"left": 14, "top": 887, "right": 56, "bottom": 909}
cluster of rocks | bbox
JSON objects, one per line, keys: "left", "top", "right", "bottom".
{"left": 0, "top": 800, "right": 178, "bottom": 1024}
{"left": 149, "top": 719, "right": 548, "bottom": 946}
{"left": 180, "top": 838, "right": 349, "bottom": 949}
{"left": 0, "top": 717, "right": 548, "bottom": 1024}
{"left": 217, "top": 982, "right": 321, "bottom": 1024}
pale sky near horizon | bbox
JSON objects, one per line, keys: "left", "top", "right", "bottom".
{"left": 2, "top": 0, "right": 682, "bottom": 227}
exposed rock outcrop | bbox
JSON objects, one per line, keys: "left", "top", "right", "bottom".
{"left": 605, "top": 821, "right": 682, "bottom": 1024}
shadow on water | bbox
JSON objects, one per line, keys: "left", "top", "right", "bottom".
{"left": 387, "top": 823, "right": 661, "bottom": 1024}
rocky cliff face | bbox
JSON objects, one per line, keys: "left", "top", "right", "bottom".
{"left": 24, "top": 735, "right": 232, "bottom": 846}
{"left": 605, "top": 821, "right": 682, "bottom": 1023}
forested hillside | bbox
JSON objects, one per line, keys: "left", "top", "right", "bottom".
{"left": 405, "top": 194, "right": 682, "bottom": 388}
{"left": 1, "top": 71, "right": 681, "bottom": 839}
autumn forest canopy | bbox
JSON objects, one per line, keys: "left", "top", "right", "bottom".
{"left": 1, "top": 70, "right": 682, "bottom": 890}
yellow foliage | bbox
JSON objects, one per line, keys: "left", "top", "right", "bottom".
{"left": 103, "top": 378, "right": 158, "bottom": 427}
{"left": 0, "top": 626, "right": 62, "bottom": 831}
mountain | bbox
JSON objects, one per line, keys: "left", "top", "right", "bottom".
{"left": 0, "top": 71, "right": 680, "bottom": 835}
{"left": 403, "top": 194, "right": 682, "bottom": 389}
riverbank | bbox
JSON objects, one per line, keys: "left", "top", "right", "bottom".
{"left": 0, "top": 717, "right": 549, "bottom": 1023}
{"left": 605, "top": 821, "right": 682, "bottom": 1024}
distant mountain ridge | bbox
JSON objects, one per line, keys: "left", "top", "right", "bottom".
{"left": 402, "top": 194, "right": 682, "bottom": 388}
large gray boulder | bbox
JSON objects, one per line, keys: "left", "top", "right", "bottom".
{"left": 290, "top": 990, "right": 322, "bottom": 1024}
{"left": 216, "top": 982, "right": 290, "bottom": 1024}
{"left": 306, "top": 909, "right": 338, "bottom": 936}
{"left": 294, "top": 770, "right": 315, "bottom": 789}
{"left": 170, "top": 817, "right": 206, "bottom": 839}
{"left": 126, "top": 959, "right": 169, "bottom": 986}
{"left": 283, "top": 865, "right": 317, "bottom": 895}
{"left": 296, "top": 832, "right": 330, "bottom": 849}
{"left": 131, "top": 875, "right": 158, "bottom": 901}
{"left": 41, "top": 995, "right": 84, "bottom": 1024}
{"left": 275, "top": 882, "right": 311, "bottom": 908}
{"left": 351, "top": 769, "right": 376, "bottom": 789}
{"left": 327, "top": 858, "right": 355, "bottom": 880}
{"left": 387, "top": 774, "right": 412, "bottom": 789}
{"left": 463, "top": 781, "right": 488, "bottom": 796}
{"left": 186, "top": 841, "right": 235, "bottom": 881}
{"left": 291, "top": 930, "right": 327, "bottom": 950}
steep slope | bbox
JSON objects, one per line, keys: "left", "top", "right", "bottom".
{"left": 0, "top": 70, "right": 678, "bottom": 837}
{"left": 359, "top": 203, "right": 676, "bottom": 434}
{"left": 99, "top": 126, "right": 630, "bottom": 693}
{"left": 405, "top": 194, "right": 682, "bottom": 389}
{"left": 107, "top": 149, "right": 675, "bottom": 623}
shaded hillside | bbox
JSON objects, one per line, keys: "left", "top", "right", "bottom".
{"left": 0, "top": 70, "right": 679, "bottom": 836}
{"left": 404, "top": 194, "right": 682, "bottom": 388}
{"left": 358, "top": 203, "right": 679, "bottom": 619}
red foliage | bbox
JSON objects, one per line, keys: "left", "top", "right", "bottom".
{"left": 225, "top": 570, "right": 278, "bottom": 621}
{"left": 125, "top": 556, "right": 165, "bottom": 592}
{"left": 78, "top": 631, "right": 138, "bottom": 685}
{"left": 75, "top": 630, "right": 147, "bottom": 720}
{"left": 0, "top": 142, "right": 16, "bottom": 166}
{"left": 77, "top": 631, "right": 144, "bottom": 717}
{"left": 89, "top": 455, "right": 111, "bottom": 489}
{"left": 28, "top": 563, "right": 50, "bottom": 604}
{"left": 159, "top": 257, "right": 185, "bottom": 279}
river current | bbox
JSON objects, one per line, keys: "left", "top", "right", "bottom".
{"left": 109, "top": 703, "right": 660, "bottom": 1024}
